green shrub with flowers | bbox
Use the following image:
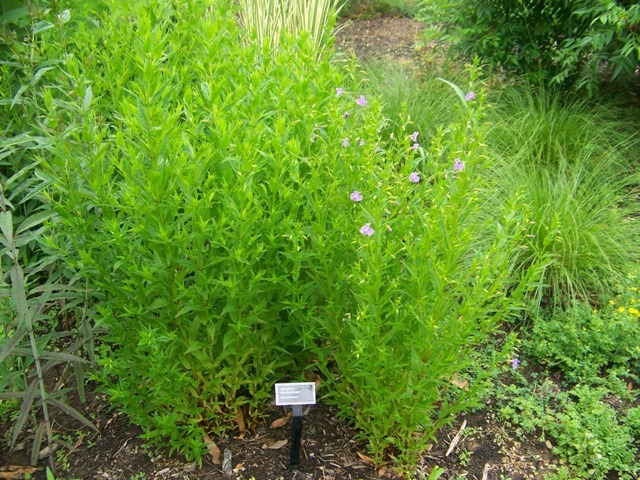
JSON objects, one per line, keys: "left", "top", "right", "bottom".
{"left": 7, "top": 0, "right": 536, "bottom": 471}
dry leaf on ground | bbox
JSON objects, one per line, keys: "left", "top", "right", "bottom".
{"left": 270, "top": 413, "right": 292, "bottom": 429}
{"left": 263, "top": 439, "right": 288, "bottom": 450}
{"left": 235, "top": 408, "right": 246, "bottom": 432}
{"left": 204, "top": 435, "right": 221, "bottom": 464}
{"left": 357, "top": 451, "right": 376, "bottom": 464}
{"left": 0, "top": 466, "right": 38, "bottom": 480}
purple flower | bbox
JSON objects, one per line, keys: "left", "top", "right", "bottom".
{"left": 410, "top": 131, "right": 419, "bottom": 142}
{"left": 343, "top": 138, "right": 350, "bottom": 148}
{"left": 453, "top": 158, "right": 465, "bottom": 172}
{"left": 355, "top": 95, "right": 368, "bottom": 107}
{"left": 375, "top": 147, "right": 382, "bottom": 153}
{"left": 350, "top": 190, "right": 363, "bottom": 202}
{"left": 336, "top": 87, "right": 344, "bottom": 97}
{"left": 465, "top": 91, "right": 475, "bottom": 101}
{"left": 409, "top": 172, "right": 420, "bottom": 183}
{"left": 359, "top": 138, "right": 365, "bottom": 146}
{"left": 412, "top": 143, "right": 419, "bottom": 151}
{"left": 360, "top": 223, "right": 374, "bottom": 236}
{"left": 343, "top": 111, "right": 349, "bottom": 119}
{"left": 511, "top": 358, "right": 520, "bottom": 370}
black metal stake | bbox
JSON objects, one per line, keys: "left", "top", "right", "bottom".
{"left": 288, "top": 405, "right": 304, "bottom": 469}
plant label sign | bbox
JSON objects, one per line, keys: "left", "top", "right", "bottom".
{"left": 274, "top": 382, "right": 316, "bottom": 406}
{"left": 274, "top": 382, "right": 316, "bottom": 470}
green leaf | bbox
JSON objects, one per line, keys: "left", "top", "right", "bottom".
{"left": 57, "top": 9, "right": 71, "bottom": 24}
{"left": 11, "top": 379, "right": 38, "bottom": 449}
{"left": 436, "top": 77, "right": 468, "bottom": 106}
{"left": 0, "top": 6, "right": 28, "bottom": 24}
{"left": 83, "top": 85, "right": 93, "bottom": 110}
{"left": 31, "top": 421, "right": 46, "bottom": 465}
{"left": 15, "top": 211, "right": 53, "bottom": 235}
{"left": 32, "top": 20, "right": 54, "bottom": 35}
{"left": 38, "top": 351, "right": 89, "bottom": 364}
{"left": 0, "top": 211, "right": 13, "bottom": 240}
{"left": 0, "top": 328, "right": 28, "bottom": 365}
{"left": 46, "top": 397, "right": 98, "bottom": 432}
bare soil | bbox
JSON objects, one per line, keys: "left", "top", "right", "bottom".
{"left": 1, "top": 14, "right": 560, "bottom": 480}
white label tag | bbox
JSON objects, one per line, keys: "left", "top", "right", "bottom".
{"left": 275, "top": 382, "right": 316, "bottom": 406}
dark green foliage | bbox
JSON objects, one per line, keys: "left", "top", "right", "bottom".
{"left": 420, "top": 0, "right": 640, "bottom": 93}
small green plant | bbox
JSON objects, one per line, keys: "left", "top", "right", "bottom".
{"left": 497, "top": 374, "right": 640, "bottom": 479}
{"left": 526, "top": 298, "right": 640, "bottom": 383}
{"left": 458, "top": 448, "right": 472, "bottom": 467}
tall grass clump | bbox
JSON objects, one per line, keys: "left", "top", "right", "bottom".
{"left": 238, "top": 0, "right": 342, "bottom": 51}
{"left": 35, "top": 0, "right": 534, "bottom": 470}
{"left": 486, "top": 85, "right": 640, "bottom": 307}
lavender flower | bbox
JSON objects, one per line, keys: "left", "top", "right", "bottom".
{"left": 465, "top": 91, "right": 475, "bottom": 101}
{"left": 350, "top": 190, "right": 363, "bottom": 202}
{"left": 359, "top": 138, "right": 365, "bottom": 146}
{"left": 409, "top": 172, "right": 421, "bottom": 183}
{"left": 343, "top": 111, "right": 349, "bottom": 119}
{"left": 343, "top": 138, "right": 350, "bottom": 147}
{"left": 412, "top": 143, "right": 419, "bottom": 151}
{"left": 410, "top": 131, "right": 419, "bottom": 142}
{"left": 453, "top": 158, "right": 465, "bottom": 172}
{"left": 360, "top": 223, "right": 374, "bottom": 236}
{"left": 336, "top": 87, "right": 344, "bottom": 97}
{"left": 355, "top": 95, "right": 368, "bottom": 107}
{"left": 511, "top": 358, "right": 520, "bottom": 370}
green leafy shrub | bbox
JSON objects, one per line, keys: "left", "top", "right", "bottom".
{"left": 36, "top": 0, "right": 533, "bottom": 471}
{"left": 40, "top": 0, "right": 357, "bottom": 461}
{"left": 308, "top": 70, "right": 534, "bottom": 473}
{"left": 419, "top": 0, "right": 640, "bottom": 93}
{"left": 0, "top": 173, "right": 97, "bottom": 468}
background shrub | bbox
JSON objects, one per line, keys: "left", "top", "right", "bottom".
{"left": 419, "top": 0, "right": 640, "bottom": 93}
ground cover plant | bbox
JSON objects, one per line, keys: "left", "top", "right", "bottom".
{"left": 497, "top": 274, "right": 640, "bottom": 479}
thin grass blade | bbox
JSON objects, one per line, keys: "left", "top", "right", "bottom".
{"left": 46, "top": 397, "right": 98, "bottom": 432}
